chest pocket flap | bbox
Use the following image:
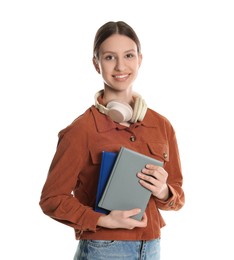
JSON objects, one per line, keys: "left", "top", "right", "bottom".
{"left": 147, "top": 142, "right": 169, "bottom": 162}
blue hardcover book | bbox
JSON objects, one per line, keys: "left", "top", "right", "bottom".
{"left": 95, "top": 151, "right": 118, "bottom": 214}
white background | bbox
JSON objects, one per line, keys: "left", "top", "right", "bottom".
{"left": 1, "top": 0, "right": 234, "bottom": 259}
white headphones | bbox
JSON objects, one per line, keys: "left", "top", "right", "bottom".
{"left": 94, "top": 90, "right": 147, "bottom": 123}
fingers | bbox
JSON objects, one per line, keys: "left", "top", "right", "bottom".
{"left": 139, "top": 164, "right": 168, "bottom": 181}
{"left": 123, "top": 208, "right": 141, "bottom": 218}
{"left": 141, "top": 212, "right": 148, "bottom": 224}
{"left": 109, "top": 209, "right": 148, "bottom": 229}
{"left": 127, "top": 210, "right": 148, "bottom": 227}
{"left": 137, "top": 164, "right": 169, "bottom": 198}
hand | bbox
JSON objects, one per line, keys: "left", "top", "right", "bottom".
{"left": 137, "top": 164, "right": 170, "bottom": 201}
{"left": 97, "top": 208, "right": 147, "bottom": 229}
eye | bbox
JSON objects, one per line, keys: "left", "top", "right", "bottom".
{"left": 125, "top": 53, "right": 134, "bottom": 59}
{"left": 105, "top": 55, "right": 115, "bottom": 61}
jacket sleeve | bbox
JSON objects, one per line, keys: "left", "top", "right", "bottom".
{"left": 154, "top": 124, "right": 185, "bottom": 211}
{"left": 39, "top": 130, "right": 104, "bottom": 233}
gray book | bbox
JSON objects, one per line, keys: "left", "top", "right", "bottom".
{"left": 98, "top": 147, "right": 164, "bottom": 220}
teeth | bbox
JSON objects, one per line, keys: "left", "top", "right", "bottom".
{"left": 115, "top": 75, "right": 127, "bottom": 78}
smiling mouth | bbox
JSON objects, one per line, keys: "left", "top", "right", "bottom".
{"left": 113, "top": 74, "right": 129, "bottom": 79}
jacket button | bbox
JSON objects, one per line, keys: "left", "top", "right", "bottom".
{"left": 163, "top": 152, "right": 168, "bottom": 159}
{"left": 130, "top": 135, "right": 136, "bottom": 142}
{"left": 169, "top": 201, "right": 174, "bottom": 207}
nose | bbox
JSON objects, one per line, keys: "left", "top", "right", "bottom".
{"left": 115, "top": 57, "right": 126, "bottom": 71}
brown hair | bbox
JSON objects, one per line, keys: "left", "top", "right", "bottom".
{"left": 93, "top": 21, "right": 141, "bottom": 59}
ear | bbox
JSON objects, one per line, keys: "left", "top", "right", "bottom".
{"left": 92, "top": 57, "right": 100, "bottom": 74}
{"left": 138, "top": 53, "right": 143, "bottom": 68}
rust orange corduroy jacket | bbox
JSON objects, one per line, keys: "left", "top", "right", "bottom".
{"left": 39, "top": 105, "right": 185, "bottom": 240}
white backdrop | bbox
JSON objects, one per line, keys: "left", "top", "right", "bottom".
{"left": 1, "top": 1, "right": 233, "bottom": 259}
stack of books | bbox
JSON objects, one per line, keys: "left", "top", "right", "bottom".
{"left": 95, "top": 147, "right": 163, "bottom": 220}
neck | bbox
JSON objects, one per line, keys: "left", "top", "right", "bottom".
{"left": 103, "top": 86, "right": 133, "bottom": 105}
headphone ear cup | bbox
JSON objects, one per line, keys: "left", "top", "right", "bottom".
{"left": 106, "top": 101, "right": 133, "bottom": 123}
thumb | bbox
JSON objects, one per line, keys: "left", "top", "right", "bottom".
{"left": 126, "top": 208, "right": 141, "bottom": 217}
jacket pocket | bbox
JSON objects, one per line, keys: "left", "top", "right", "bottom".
{"left": 147, "top": 142, "right": 169, "bottom": 163}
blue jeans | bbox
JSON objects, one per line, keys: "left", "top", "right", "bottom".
{"left": 73, "top": 239, "right": 160, "bottom": 260}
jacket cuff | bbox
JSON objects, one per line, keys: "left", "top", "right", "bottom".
{"left": 80, "top": 209, "right": 105, "bottom": 232}
{"left": 154, "top": 184, "right": 177, "bottom": 210}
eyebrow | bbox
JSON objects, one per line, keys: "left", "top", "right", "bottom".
{"left": 101, "top": 49, "right": 137, "bottom": 55}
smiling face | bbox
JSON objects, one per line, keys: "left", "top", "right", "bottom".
{"left": 94, "top": 34, "right": 142, "bottom": 93}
